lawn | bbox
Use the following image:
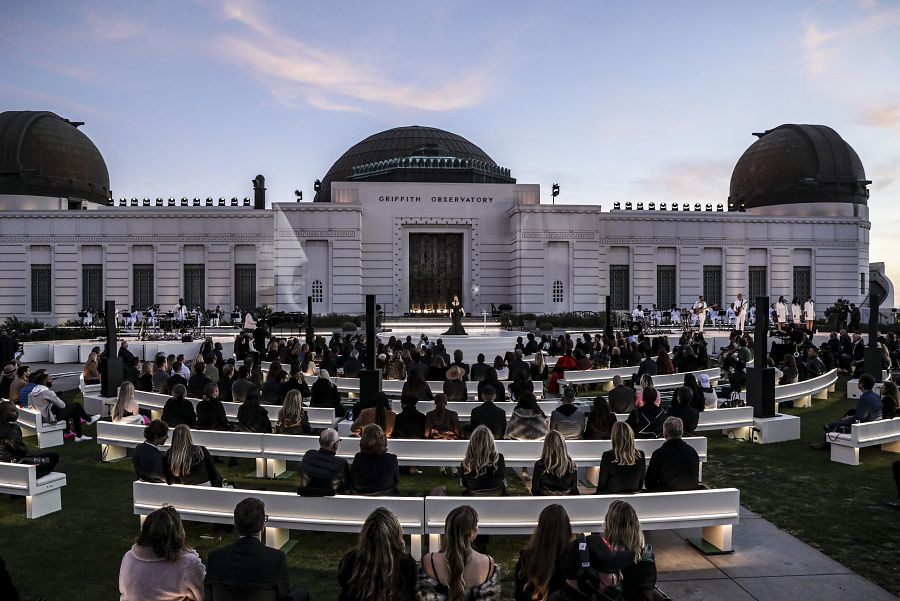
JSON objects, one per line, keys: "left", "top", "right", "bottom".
{"left": 1, "top": 381, "right": 898, "bottom": 599}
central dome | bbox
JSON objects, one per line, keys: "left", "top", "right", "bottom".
{"left": 315, "top": 126, "right": 513, "bottom": 201}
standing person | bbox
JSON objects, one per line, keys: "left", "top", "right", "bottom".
{"left": 337, "top": 507, "right": 417, "bottom": 601}
{"left": 205, "top": 498, "right": 309, "bottom": 601}
{"left": 804, "top": 297, "right": 815, "bottom": 331}
{"left": 603, "top": 501, "right": 658, "bottom": 601}
{"left": 0, "top": 400, "right": 59, "bottom": 478}
{"left": 791, "top": 298, "right": 803, "bottom": 325}
{"left": 531, "top": 431, "right": 579, "bottom": 496}
{"left": 733, "top": 292, "right": 747, "bottom": 333}
{"left": 596, "top": 421, "right": 646, "bottom": 494}
{"left": 417, "top": 506, "right": 501, "bottom": 599}
{"left": 775, "top": 296, "right": 788, "bottom": 331}
{"left": 692, "top": 295, "right": 708, "bottom": 333}
{"left": 443, "top": 294, "right": 468, "bottom": 336}
{"left": 119, "top": 506, "right": 205, "bottom": 601}
{"left": 514, "top": 504, "right": 572, "bottom": 601}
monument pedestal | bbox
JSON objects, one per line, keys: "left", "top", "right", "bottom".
{"left": 751, "top": 414, "right": 800, "bottom": 444}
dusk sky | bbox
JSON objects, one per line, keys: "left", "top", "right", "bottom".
{"left": 3, "top": 0, "right": 900, "bottom": 298}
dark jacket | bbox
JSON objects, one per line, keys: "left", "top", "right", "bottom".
{"left": 196, "top": 399, "right": 230, "bottom": 431}
{"left": 392, "top": 406, "right": 427, "bottom": 439}
{"left": 531, "top": 459, "right": 579, "bottom": 496}
{"left": 231, "top": 377, "right": 256, "bottom": 404}
{"left": 237, "top": 402, "right": 272, "bottom": 433}
{"left": 280, "top": 379, "right": 311, "bottom": 401}
{"left": 164, "top": 445, "right": 222, "bottom": 486}
{"left": 297, "top": 448, "right": 351, "bottom": 496}
{"left": 667, "top": 404, "right": 699, "bottom": 435}
{"left": 645, "top": 438, "right": 699, "bottom": 492}
{"left": 261, "top": 379, "right": 283, "bottom": 405}
{"left": 310, "top": 379, "right": 342, "bottom": 412}
{"left": 186, "top": 373, "right": 211, "bottom": 399}
{"left": 217, "top": 376, "right": 235, "bottom": 403}
{"left": 133, "top": 441, "right": 166, "bottom": 483}
{"left": 350, "top": 452, "right": 400, "bottom": 495}
{"left": 470, "top": 401, "right": 507, "bottom": 439}
{"left": 460, "top": 454, "right": 507, "bottom": 496}
{"left": 507, "top": 359, "right": 530, "bottom": 382}
{"left": 443, "top": 379, "right": 468, "bottom": 403}
{"left": 205, "top": 536, "right": 294, "bottom": 601}
{"left": 477, "top": 379, "right": 506, "bottom": 402}
{"left": 274, "top": 413, "right": 311, "bottom": 435}
{"left": 0, "top": 420, "right": 27, "bottom": 462}
{"left": 469, "top": 362, "right": 489, "bottom": 382}
{"left": 338, "top": 549, "right": 417, "bottom": 601}
{"left": 609, "top": 385, "right": 636, "bottom": 414}
{"left": 161, "top": 397, "right": 197, "bottom": 429}
{"left": 596, "top": 449, "right": 646, "bottom": 494}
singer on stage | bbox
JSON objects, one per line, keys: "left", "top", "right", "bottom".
{"left": 443, "top": 295, "right": 467, "bottom": 335}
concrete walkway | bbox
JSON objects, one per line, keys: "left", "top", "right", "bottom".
{"left": 652, "top": 507, "right": 896, "bottom": 600}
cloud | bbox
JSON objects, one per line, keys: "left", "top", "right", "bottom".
{"left": 802, "top": 8, "right": 900, "bottom": 77}
{"left": 860, "top": 103, "right": 900, "bottom": 130}
{"left": 86, "top": 13, "right": 144, "bottom": 41}
{"left": 0, "top": 83, "right": 104, "bottom": 119}
{"left": 209, "top": 1, "right": 493, "bottom": 112}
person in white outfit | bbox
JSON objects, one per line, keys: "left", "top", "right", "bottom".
{"left": 775, "top": 296, "right": 788, "bottom": 331}
{"left": 692, "top": 296, "right": 708, "bottom": 333}
{"left": 804, "top": 297, "right": 815, "bottom": 331}
{"left": 734, "top": 293, "right": 748, "bottom": 332}
{"left": 791, "top": 298, "right": 802, "bottom": 325}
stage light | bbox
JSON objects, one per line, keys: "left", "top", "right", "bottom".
{"left": 142, "top": 198, "right": 151, "bottom": 207}
{"left": 130, "top": 198, "right": 138, "bottom": 206}
{"left": 193, "top": 198, "right": 201, "bottom": 207}
{"left": 694, "top": 203, "right": 702, "bottom": 211}
{"left": 705, "top": 203, "right": 712, "bottom": 211}
{"left": 243, "top": 197, "right": 251, "bottom": 206}
{"left": 636, "top": 202, "right": 644, "bottom": 210}
{"left": 218, "top": 198, "right": 226, "bottom": 206}
{"left": 716, "top": 204, "right": 724, "bottom": 212}
{"left": 231, "top": 197, "right": 238, "bottom": 206}
{"left": 648, "top": 202, "right": 655, "bottom": 210}
{"left": 613, "top": 202, "right": 621, "bottom": 210}
{"left": 625, "top": 202, "right": 632, "bottom": 210}
{"left": 683, "top": 203, "right": 690, "bottom": 211}
{"left": 660, "top": 202, "right": 667, "bottom": 210}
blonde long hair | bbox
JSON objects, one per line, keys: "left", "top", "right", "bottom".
{"left": 611, "top": 421, "right": 638, "bottom": 466}
{"left": 112, "top": 382, "right": 138, "bottom": 421}
{"left": 441, "top": 505, "right": 478, "bottom": 601}
{"left": 167, "top": 424, "right": 201, "bottom": 478}
{"left": 346, "top": 507, "right": 406, "bottom": 601}
{"left": 277, "top": 390, "right": 305, "bottom": 427}
{"left": 540, "top": 430, "right": 576, "bottom": 477}
{"left": 604, "top": 500, "right": 645, "bottom": 563}
{"left": 462, "top": 425, "right": 499, "bottom": 476}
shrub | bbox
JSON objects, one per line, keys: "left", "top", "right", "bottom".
{"left": 341, "top": 321, "right": 358, "bottom": 332}
{"left": 538, "top": 322, "right": 554, "bottom": 331}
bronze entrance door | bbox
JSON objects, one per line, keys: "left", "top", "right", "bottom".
{"left": 409, "top": 233, "right": 463, "bottom": 313}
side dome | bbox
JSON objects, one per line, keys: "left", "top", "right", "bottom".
{"left": 0, "top": 110, "right": 111, "bottom": 205}
{"left": 315, "top": 125, "right": 514, "bottom": 201}
{"left": 728, "top": 124, "right": 869, "bottom": 212}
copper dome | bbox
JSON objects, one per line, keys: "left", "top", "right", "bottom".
{"left": 0, "top": 110, "right": 111, "bottom": 204}
{"left": 728, "top": 124, "right": 869, "bottom": 211}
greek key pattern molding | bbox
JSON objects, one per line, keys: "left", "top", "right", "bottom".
{"left": 597, "top": 237, "right": 859, "bottom": 249}
{"left": 277, "top": 229, "right": 358, "bottom": 239}
{"left": 521, "top": 231, "right": 596, "bottom": 239}
{"left": 0, "top": 234, "right": 273, "bottom": 244}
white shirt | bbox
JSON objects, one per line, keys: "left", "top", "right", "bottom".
{"left": 734, "top": 297, "right": 746, "bottom": 315}
{"left": 804, "top": 301, "right": 814, "bottom": 320}
{"left": 175, "top": 304, "right": 187, "bottom": 320}
{"left": 791, "top": 303, "right": 802, "bottom": 322}
{"left": 775, "top": 302, "right": 787, "bottom": 321}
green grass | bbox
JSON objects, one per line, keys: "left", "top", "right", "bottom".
{"left": 2, "top": 381, "right": 899, "bottom": 599}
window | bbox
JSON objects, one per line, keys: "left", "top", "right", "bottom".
{"left": 702, "top": 265, "right": 722, "bottom": 307}
{"left": 793, "top": 267, "right": 811, "bottom": 302}
{"left": 748, "top": 266, "right": 767, "bottom": 302}
{"left": 311, "top": 279, "right": 324, "bottom": 303}
{"left": 860, "top": 272, "right": 866, "bottom": 295}
{"left": 609, "top": 265, "right": 630, "bottom": 310}
{"left": 656, "top": 265, "right": 676, "bottom": 309}
{"left": 82, "top": 264, "right": 103, "bottom": 310}
{"left": 552, "top": 280, "right": 564, "bottom": 303}
{"left": 235, "top": 264, "right": 256, "bottom": 310}
{"left": 31, "top": 264, "right": 51, "bottom": 312}
{"left": 183, "top": 264, "right": 205, "bottom": 309}
{"left": 133, "top": 265, "right": 154, "bottom": 309}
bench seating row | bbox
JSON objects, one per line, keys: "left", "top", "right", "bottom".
{"left": 829, "top": 417, "right": 900, "bottom": 465}
{"left": 0, "top": 462, "right": 67, "bottom": 518}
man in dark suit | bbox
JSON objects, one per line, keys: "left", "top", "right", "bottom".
{"left": 523, "top": 333, "right": 540, "bottom": 356}
{"left": 469, "top": 353, "right": 489, "bottom": 382}
{"left": 608, "top": 375, "right": 636, "bottom": 414}
{"left": 645, "top": 417, "right": 699, "bottom": 492}
{"left": 507, "top": 349, "right": 530, "bottom": 382}
{"left": 118, "top": 340, "right": 136, "bottom": 363}
{"left": 132, "top": 420, "right": 168, "bottom": 483}
{"left": 205, "top": 498, "right": 309, "bottom": 601}
{"left": 469, "top": 385, "right": 506, "bottom": 439}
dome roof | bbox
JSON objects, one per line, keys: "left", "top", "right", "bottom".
{"left": 316, "top": 126, "right": 512, "bottom": 201}
{"left": 728, "top": 124, "right": 868, "bottom": 211}
{"left": 0, "top": 110, "right": 110, "bottom": 204}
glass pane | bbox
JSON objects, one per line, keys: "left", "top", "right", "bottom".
{"left": 610, "top": 265, "right": 630, "bottom": 310}
{"left": 703, "top": 266, "right": 722, "bottom": 307}
{"left": 31, "top": 265, "right": 51, "bottom": 312}
{"left": 793, "top": 267, "right": 811, "bottom": 301}
{"left": 184, "top": 264, "right": 205, "bottom": 309}
{"left": 656, "top": 265, "right": 676, "bottom": 309}
{"left": 749, "top": 266, "right": 767, "bottom": 301}
{"left": 133, "top": 265, "right": 154, "bottom": 309}
{"left": 235, "top": 264, "right": 256, "bottom": 310}
{"left": 82, "top": 264, "right": 103, "bottom": 310}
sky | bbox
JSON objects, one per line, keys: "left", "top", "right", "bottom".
{"left": 3, "top": 0, "right": 900, "bottom": 297}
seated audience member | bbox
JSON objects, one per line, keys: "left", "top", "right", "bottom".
{"left": 609, "top": 375, "right": 636, "bottom": 414}
{"left": 196, "top": 383, "right": 229, "bottom": 431}
{"left": 584, "top": 396, "right": 616, "bottom": 440}
{"left": 133, "top": 420, "right": 168, "bottom": 483}
{"left": 217, "top": 364, "right": 235, "bottom": 403}
{"left": 392, "top": 397, "right": 427, "bottom": 439}
{"left": 231, "top": 365, "right": 256, "bottom": 404}
{"left": 297, "top": 428, "right": 351, "bottom": 496}
{"left": 237, "top": 389, "right": 272, "bottom": 433}
{"left": 138, "top": 361, "right": 154, "bottom": 392}
{"left": 275, "top": 389, "right": 311, "bottom": 435}
{"left": 351, "top": 391, "right": 396, "bottom": 437}
{"left": 630, "top": 387, "right": 666, "bottom": 439}
{"left": 186, "top": 361, "right": 211, "bottom": 399}
{"left": 161, "top": 384, "right": 197, "bottom": 429}
{"left": 810, "top": 373, "right": 882, "bottom": 449}
{"left": 205, "top": 498, "right": 309, "bottom": 601}
{"left": 0, "top": 400, "right": 59, "bottom": 478}
{"left": 29, "top": 371, "right": 99, "bottom": 441}
{"left": 604, "top": 500, "right": 658, "bottom": 600}
{"left": 309, "top": 369, "right": 342, "bottom": 413}
{"left": 550, "top": 386, "right": 586, "bottom": 439}
{"left": 262, "top": 362, "right": 287, "bottom": 406}
{"left": 779, "top": 354, "right": 799, "bottom": 385}
{"left": 119, "top": 505, "right": 205, "bottom": 601}
{"left": 506, "top": 392, "right": 549, "bottom": 441}
{"left": 428, "top": 355, "right": 449, "bottom": 382}
{"left": 280, "top": 364, "right": 311, "bottom": 403}
{"left": 881, "top": 380, "right": 899, "bottom": 420}
{"left": 203, "top": 354, "right": 219, "bottom": 383}
{"left": 469, "top": 353, "right": 489, "bottom": 382}
{"left": 0, "top": 363, "right": 16, "bottom": 401}
{"left": 337, "top": 507, "right": 417, "bottom": 601}
{"left": 112, "top": 382, "right": 146, "bottom": 425}
{"left": 477, "top": 367, "right": 507, "bottom": 402}
{"left": 596, "top": 421, "right": 646, "bottom": 494}
{"left": 401, "top": 371, "right": 434, "bottom": 405}
{"left": 10, "top": 365, "right": 30, "bottom": 407}
{"left": 151, "top": 356, "right": 170, "bottom": 394}
{"left": 418, "top": 505, "right": 501, "bottom": 599}
{"left": 350, "top": 424, "right": 399, "bottom": 495}
{"left": 165, "top": 424, "right": 223, "bottom": 487}
{"left": 697, "top": 373, "right": 719, "bottom": 410}
{"left": 532, "top": 431, "right": 579, "bottom": 496}
{"left": 424, "top": 393, "right": 461, "bottom": 440}
{"left": 558, "top": 525, "right": 635, "bottom": 601}
{"left": 82, "top": 352, "right": 101, "bottom": 385}
{"left": 514, "top": 504, "right": 572, "bottom": 601}
{"left": 644, "top": 417, "right": 699, "bottom": 492}
{"left": 469, "top": 384, "right": 506, "bottom": 439}
{"left": 668, "top": 386, "right": 699, "bottom": 434}
{"left": 530, "top": 352, "right": 548, "bottom": 382}
{"left": 492, "top": 355, "right": 509, "bottom": 380}
{"left": 682, "top": 373, "right": 705, "bottom": 412}
{"left": 443, "top": 365, "right": 468, "bottom": 403}
{"left": 459, "top": 425, "right": 507, "bottom": 496}
{"left": 166, "top": 362, "right": 188, "bottom": 394}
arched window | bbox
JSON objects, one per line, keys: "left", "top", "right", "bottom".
{"left": 552, "top": 280, "right": 564, "bottom": 303}
{"left": 311, "top": 280, "right": 324, "bottom": 303}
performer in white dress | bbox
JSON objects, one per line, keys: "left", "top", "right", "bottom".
{"left": 692, "top": 296, "right": 708, "bottom": 333}
{"left": 775, "top": 296, "right": 788, "bottom": 331}
{"left": 175, "top": 298, "right": 188, "bottom": 322}
{"left": 734, "top": 293, "right": 748, "bottom": 332}
{"left": 791, "top": 298, "right": 802, "bottom": 325}
{"left": 804, "top": 297, "right": 815, "bottom": 331}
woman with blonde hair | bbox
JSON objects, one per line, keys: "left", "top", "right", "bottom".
{"left": 164, "top": 424, "right": 223, "bottom": 487}
{"left": 112, "top": 381, "right": 145, "bottom": 425}
{"left": 596, "top": 421, "right": 646, "bottom": 494}
{"left": 459, "top": 425, "right": 506, "bottom": 496}
{"left": 514, "top": 504, "right": 572, "bottom": 601}
{"left": 82, "top": 351, "right": 101, "bottom": 385}
{"left": 138, "top": 360, "right": 154, "bottom": 392}
{"left": 338, "top": 507, "right": 417, "bottom": 601}
{"left": 603, "top": 500, "right": 657, "bottom": 600}
{"left": 276, "top": 389, "right": 311, "bottom": 435}
{"left": 531, "top": 430, "right": 578, "bottom": 496}
{"left": 418, "top": 505, "right": 501, "bottom": 601}
{"left": 530, "top": 352, "right": 548, "bottom": 383}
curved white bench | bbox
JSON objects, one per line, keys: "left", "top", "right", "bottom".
{"left": 829, "top": 418, "right": 900, "bottom": 465}
{"left": 0, "top": 462, "right": 67, "bottom": 518}
{"left": 15, "top": 407, "right": 67, "bottom": 449}
{"left": 561, "top": 366, "right": 722, "bottom": 391}
{"left": 78, "top": 373, "right": 101, "bottom": 397}
{"left": 774, "top": 369, "right": 838, "bottom": 409}
{"left": 846, "top": 371, "right": 891, "bottom": 399}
